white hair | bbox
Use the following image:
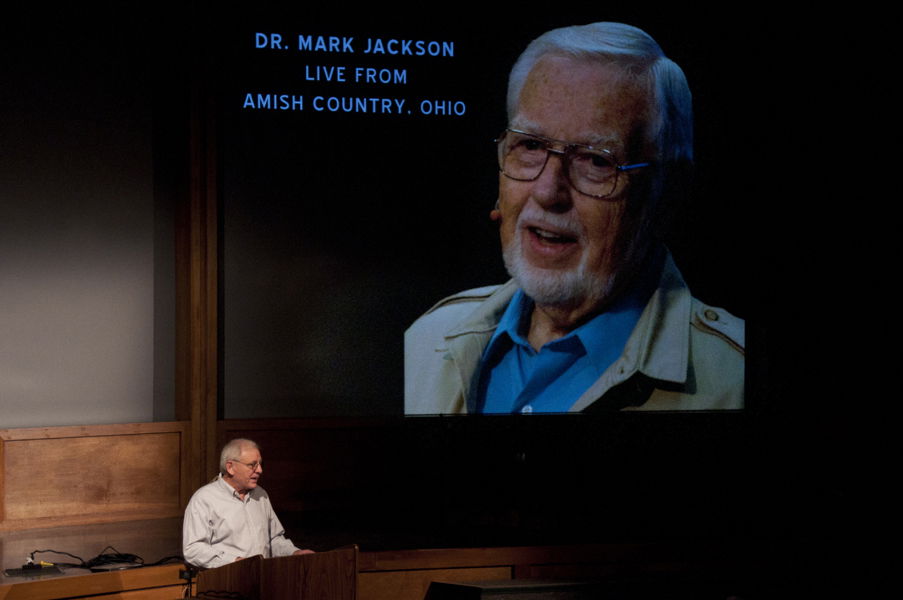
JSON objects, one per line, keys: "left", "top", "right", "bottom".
{"left": 506, "top": 22, "right": 693, "bottom": 167}
{"left": 219, "top": 438, "right": 259, "bottom": 474}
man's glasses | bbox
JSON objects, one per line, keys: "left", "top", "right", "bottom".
{"left": 230, "top": 459, "right": 262, "bottom": 471}
{"left": 495, "top": 128, "right": 650, "bottom": 199}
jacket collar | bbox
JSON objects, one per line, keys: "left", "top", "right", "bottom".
{"left": 442, "top": 252, "right": 692, "bottom": 411}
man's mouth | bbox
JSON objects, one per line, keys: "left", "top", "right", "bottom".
{"left": 528, "top": 226, "right": 577, "bottom": 245}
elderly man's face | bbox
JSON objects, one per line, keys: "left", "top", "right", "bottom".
{"left": 226, "top": 445, "right": 263, "bottom": 494}
{"left": 499, "top": 56, "right": 651, "bottom": 313}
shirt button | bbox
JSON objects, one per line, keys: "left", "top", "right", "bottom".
{"left": 704, "top": 309, "right": 719, "bottom": 322}
{"left": 520, "top": 405, "right": 533, "bottom": 414}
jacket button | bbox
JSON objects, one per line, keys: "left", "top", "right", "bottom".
{"left": 704, "top": 309, "right": 719, "bottom": 322}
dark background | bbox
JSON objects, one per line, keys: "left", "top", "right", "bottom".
{"left": 3, "top": 5, "right": 854, "bottom": 591}
{"left": 215, "top": 9, "right": 767, "bottom": 418}
{"left": 209, "top": 9, "right": 844, "bottom": 570}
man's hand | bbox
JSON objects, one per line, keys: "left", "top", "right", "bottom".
{"left": 293, "top": 549, "right": 315, "bottom": 555}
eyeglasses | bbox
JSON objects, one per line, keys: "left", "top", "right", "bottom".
{"left": 495, "top": 128, "right": 651, "bottom": 199}
{"left": 229, "top": 459, "right": 262, "bottom": 471}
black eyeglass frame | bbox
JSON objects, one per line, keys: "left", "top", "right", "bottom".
{"left": 495, "top": 128, "right": 651, "bottom": 199}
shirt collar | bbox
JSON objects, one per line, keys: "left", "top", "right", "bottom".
{"left": 215, "top": 473, "right": 253, "bottom": 501}
{"left": 483, "top": 253, "right": 660, "bottom": 369}
{"left": 484, "top": 288, "right": 531, "bottom": 355}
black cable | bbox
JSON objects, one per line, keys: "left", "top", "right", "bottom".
{"left": 31, "top": 547, "right": 188, "bottom": 567}
{"left": 84, "top": 545, "right": 144, "bottom": 569}
{"left": 29, "top": 546, "right": 150, "bottom": 570}
{"left": 29, "top": 549, "right": 87, "bottom": 569}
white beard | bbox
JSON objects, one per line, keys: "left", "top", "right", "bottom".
{"left": 502, "top": 207, "right": 615, "bottom": 309}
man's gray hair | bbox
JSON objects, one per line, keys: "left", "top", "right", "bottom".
{"left": 506, "top": 22, "right": 693, "bottom": 167}
{"left": 219, "top": 438, "right": 259, "bottom": 474}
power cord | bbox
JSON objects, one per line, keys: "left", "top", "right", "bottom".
{"left": 26, "top": 549, "right": 87, "bottom": 569}
{"left": 85, "top": 546, "right": 144, "bottom": 570}
{"left": 25, "top": 546, "right": 182, "bottom": 571}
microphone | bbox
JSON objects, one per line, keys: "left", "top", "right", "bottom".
{"left": 490, "top": 199, "right": 501, "bottom": 222}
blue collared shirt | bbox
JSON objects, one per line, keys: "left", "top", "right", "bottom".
{"left": 475, "top": 265, "right": 658, "bottom": 414}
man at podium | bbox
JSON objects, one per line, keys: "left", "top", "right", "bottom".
{"left": 183, "top": 438, "right": 313, "bottom": 568}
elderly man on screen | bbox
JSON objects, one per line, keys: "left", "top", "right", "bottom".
{"left": 182, "top": 438, "right": 313, "bottom": 568}
{"left": 405, "top": 22, "right": 744, "bottom": 414}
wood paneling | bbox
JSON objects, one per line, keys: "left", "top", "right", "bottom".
{"left": 359, "top": 567, "right": 511, "bottom": 600}
{"left": 262, "top": 546, "right": 357, "bottom": 600}
{"left": 195, "top": 546, "right": 358, "bottom": 600}
{"left": 0, "top": 423, "right": 188, "bottom": 531}
{"left": 358, "top": 545, "right": 640, "bottom": 572}
{"left": 175, "top": 79, "right": 220, "bottom": 493}
{"left": 357, "top": 543, "right": 772, "bottom": 600}
{"left": 196, "top": 554, "right": 261, "bottom": 600}
{"left": 0, "top": 564, "right": 184, "bottom": 600}
{"left": 0, "top": 517, "right": 182, "bottom": 573}
{"left": 98, "top": 588, "right": 185, "bottom": 599}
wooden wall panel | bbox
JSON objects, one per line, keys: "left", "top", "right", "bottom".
{"left": 0, "top": 564, "right": 184, "bottom": 600}
{"left": 359, "top": 567, "right": 511, "bottom": 600}
{"left": 0, "top": 517, "right": 182, "bottom": 573}
{"left": 100, "top": 587, "right": 185, "bottom": 599}
{"left": 0, "top": 423, "right": 188, "bottom": 531}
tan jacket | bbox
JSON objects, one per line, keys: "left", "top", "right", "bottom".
{"left": 404, "top": 254, "right": 744, "bottom": 414}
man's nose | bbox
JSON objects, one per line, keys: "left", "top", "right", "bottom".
{"left": 530, "top": 152, "right": 572, "bottom": 210}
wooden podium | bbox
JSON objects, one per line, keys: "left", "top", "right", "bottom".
{"left": 195, "top": 545, "right": 358, "bottom": 600}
